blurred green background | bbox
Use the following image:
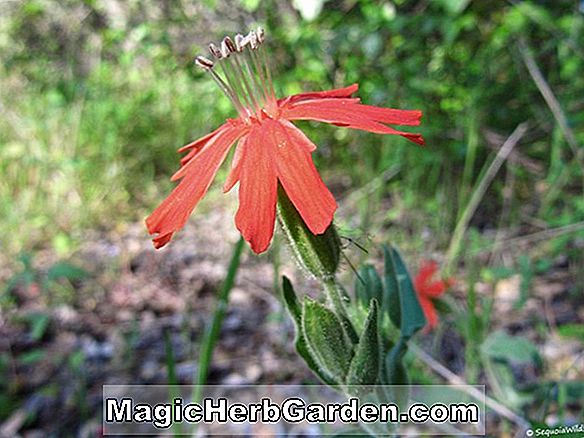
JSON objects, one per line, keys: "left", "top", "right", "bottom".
{"left": 1, "top": 0, "right": 583, "bottom": 436}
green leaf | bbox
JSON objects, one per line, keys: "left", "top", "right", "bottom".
{"left": 522, "top": 381, "right": 584, "bottom": 406}
{"left": 302, "top": 298, "right": 353, "bottom": 383}
{"left": 557, "top": 324, "right": 584, "bottom": 342}
{"left": 282, "top": 276, "right": 302, "bottom": 324}
{"left": 438, "top": 0, "right": 472, "bottom": 15}
{"left": 481, "top": 330, "right": 540, "bottom": 365}
{"left": 27, "top": 313, "right": 50, "bottom": 341}
{"left": 383, "top": 245, "right": 426, "bottom": 338}
{"left": 282, "top": 277, "right": 338, "bottom": 386}
{"left": 20, "top": 349, "right": 46, "bottom": 365}
{"left": 355, "top": 265, "right": 383, "bottom": 307}
{"left": 383, "top": 247, "right": 400, "bottom": 329}
{"left": 47, "top": 262, "right": 88, "bottom": 282}
{"left": 384, "top": 337, "right": 410, "bottom": 385}
{"left": 346, "top": 299, "right": 380, "bottom": 389}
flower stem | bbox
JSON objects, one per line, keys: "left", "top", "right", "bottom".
{"left": 323, "top": 278, "right": 348, "bottom": 319}
{"left": 192, "top": 236, "right": 245, "bottom": 405}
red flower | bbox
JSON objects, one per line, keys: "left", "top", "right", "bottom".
{"left": 414, "top": 260, "right": 451, "bottom": 331}
{"left": 146, "top": 29, "right": 424, "bottom": 253}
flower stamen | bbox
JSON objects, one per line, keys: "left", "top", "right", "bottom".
{"left": 195, "top": 28, "right": 277, "bottom": 121}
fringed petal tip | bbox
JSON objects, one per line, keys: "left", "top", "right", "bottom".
{"left": 144, "top": 218, "right": 172, "bottom": 249}
{"left": 405, "top": 133, "right": 425, "bottom": 146}
{"left": 281, "top": 94, "right": 425, "bottom": 146}
{"left": 152, "top": 232, "right": 173, "bottom": 249}
{"left": 145, "top": 216, "right": 174, "bottom": 249}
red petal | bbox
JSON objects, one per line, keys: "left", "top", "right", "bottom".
{"left": 146, "top": 125, "right": 244, "bottom": 248}
{"left": 282, "top": 98, "right": 424, "bottom": 145}
{"left": 414, "top": 260, "right": 439, "bottom": 292}
{"left": 178, "top": 119, "right": 244, "bottom": 168}
{"left": 339, "top": 103, "right": 422, "bottom": 126}
{"left": 223, "top": 136, "right": 246, "bottom": 192}
{"left": 279, "top": 83, "right": 359, "bottom": 106}
{"left": 421, "top": 281, "right": 447, "bottom": 298}
{"left": 419, "top": 296, "right": 439, "bottom": 330}
{"left": 176, "top": 126, "right": 224, "bottom": 170}
{"left": 234, "top": 124, "right": 278, "bottom": 254}
{"left": 178, "top": 126, "right": 222, "bottom": 153}
{"left": 269, "top": 120, "right": 337, "bottom": 235}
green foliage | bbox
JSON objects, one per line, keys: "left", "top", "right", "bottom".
{"left": 355, "top": 265, "right": 383, "bottom": 309}
{"left": 3, "top": 253, "right": 88, "bottom": 307}
{"left": 302, "top": 298, "right": 355, "bottom": 383}
{"left": 283, "top": 243, "right": 426, "bottom": 393}
{"left": 21, "top": 312, "right": 51, "bottom": 342}
{"left": 383, "top": 245, "right": 426, "bottom": 338}
{"left": 481, "top": 330, "right": 541, "bottom": 366}
{"left": 346, "top": 299, "right": 380, "bottom": 389}
{"left": 282, "top": 277, "right": 338, "bottom": 386}
{"left": 481, "top": 330, "right": 543, "bottom": 409}
{"left": 354, "top": 246, "right": 427, "bottom": 340}
{"left": 557, "top": 324, "right": 584, "bottom": 342}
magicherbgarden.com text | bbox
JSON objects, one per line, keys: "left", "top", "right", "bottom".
{"left": 104, "top": 396, "right": 481, "bottom": 429}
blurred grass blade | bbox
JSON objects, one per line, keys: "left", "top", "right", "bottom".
{"left": 445, "top": 123, "right": 528, "bottom": 272}
{"left": 192, "top": 237, "right": 245, "bottom": 404}
{"left": 355, "top": 264, "right": 383, "bottom": 308}
{"left": 163, "top": 328, "right": 183, "bottom": 436}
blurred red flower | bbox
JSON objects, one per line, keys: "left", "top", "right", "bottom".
{"left": 146, "top": 31, "right": 424, "bottom": 253}
{"left": 414, "top": 260, "right": 452, "bottom": 331}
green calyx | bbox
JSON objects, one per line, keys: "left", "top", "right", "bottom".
{"left": 276, "top": 185, "right": 341, "bottom": 282}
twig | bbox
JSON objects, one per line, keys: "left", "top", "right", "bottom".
{"left": 409, "top": 343, "right": 530, "bottom": 431}
{"left": 472, "top": 220, "right": 584, "bottom": 255}
{"left": 483, "top": 128, "right": 543, "bottom": 174}
{"left": 489, "top": 163, "right": 517, "bottom": 265}
{"left": 517, "top": 38, "right": 582, "bottom": 162}
{"left": 0, "top": 409, "right": 26, "bottom": 438}
{"left": 446, "top": 123, "right": 529, "bottom": 271}
{"left": 337, "top": 165, "right": 401, "bottom": 213}
{"left": 192, "top": 237, "right": 245, "bottom": 405}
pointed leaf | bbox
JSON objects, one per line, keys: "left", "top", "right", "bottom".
{"left": 281, "top": 277, "right": 338, "bottom": 386}
{"left": 282, "top": 276, "right": 302, "bottom": 324}
{"left": 355, "top": 265, "right": 383, "bottom": 307}
{"left": 302, "top": 298, "right": 353, "bottom": 382}
{"left": 346, "top": 299, "right": 380, "bottom": 390}
{"left": 385, "top": 338, "right": 410, "bottom": 385}
{"left": 383, "top": 246, "right": 401, "bottom": 329}
{"left": 384, "top": 245, "right": 426, "bottom": 338}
